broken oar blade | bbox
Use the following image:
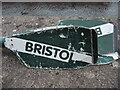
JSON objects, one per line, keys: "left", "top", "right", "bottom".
{"left": 58, "top": 19, "right": 118, "bottom": 55}
{"left": 3, "top": 26, "right": 98, "bottom": 69}
{"left": 2, "top": 19, "right": 119, "bottom": 69}
{"left": 58, "top": 19, "right": 120, "bottom": 63}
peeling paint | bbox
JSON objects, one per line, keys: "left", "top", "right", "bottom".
{"left": 59, "top": 33, "right": 68, "bottom": 39}
{"left": 79, "top": 42, "right": 85, "bottom": 47}
{"left": 81, "top": 32, "right": 84, "bottom": 36}
{"left": 80, "top": 48, "right": 84, "bottom": 52}
{"left": 68, "top": 43, "right": 72, "bottom": 50}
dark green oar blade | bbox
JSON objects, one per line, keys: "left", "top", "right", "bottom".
{"left": 4, "top": 26, "right": 98, "bottom": 69}
{"left": 58, "top": 19, "right": 116, "bottom": 54}
{"left": 58, "top": 19, "right": 119, "bottom": 65}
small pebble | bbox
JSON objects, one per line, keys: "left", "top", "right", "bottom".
{"left": 112, "top": 61, "right": 119, "bottom": 68}
{"left": 13, "top": 23, "right": 16, "bottom": 25}
{"left": 13, "top": 29, "right": 17, "bottom": 32}
{"left": 84, "top": 72, "right": 95, "bottom": 79}
{"left": 56, "top": 72, "right": 59, "bottom": 75}
{"left": 21, "top": 11, "right": 28, "bottom": 15}
{"left": 35, "top": 23, "right": 39, "bottom": 25}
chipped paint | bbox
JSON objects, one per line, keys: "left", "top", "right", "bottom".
{"left": 81, "top": 32, "right": 84, "bottom": 36}
{"left": 103, "top": 52, "right": 119, "bottom": 60}
{"left": 79, "top": 42, "right": 85, "bottom": 47}
{"left": 68, "top": 43, "right": 72, "bottom": 50}
{"left": 59, "top": 33, "right": 68, "bottom": 39}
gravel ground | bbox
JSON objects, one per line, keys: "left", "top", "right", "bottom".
{"left": 1, "top": 2, "right": 120, "bottom": 89}
{"left": 2, "top": 2, "right": 118, "bottom": 18}
{"left": 1, "top": 16, "right": 120, "bottom": 88}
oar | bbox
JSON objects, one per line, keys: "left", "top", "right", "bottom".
{"left": 1, "top": 19, "right": 119, "bottom": 69}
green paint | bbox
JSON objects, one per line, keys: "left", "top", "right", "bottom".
{"left": 18, "top": 52, "right": 89, "bottom": 69}
{"left": 98, "top": 34, "right": 114, "bottom": 54}
{"left": 58, "top": 19, "right": 107, "bottom": 28}
{"left": 0, "top": 38, "right": 5, "bottom": 44}
{"left": 97, "top": 56, "right": 114, "bottom": 64}
{"left": 58, "top": 19, "right": 114, "bottom": 54}
{"left": 17, "top": 52, "right": 115, "bottom": 69}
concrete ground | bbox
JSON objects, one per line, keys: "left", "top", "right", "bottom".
{"left": 1, "top": 16, "right": 120, "bottom": 88}
{"left": 1, "top": 2, "right": 120, "bottom": 89}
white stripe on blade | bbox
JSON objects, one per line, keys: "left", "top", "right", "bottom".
{"left": 4, "top": 38, "right": 93, "bottom": 64}
{"left": 90, "top": 23, "right": 114, "bottom": 37}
